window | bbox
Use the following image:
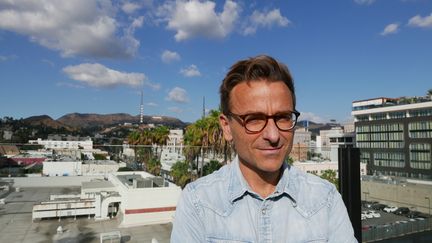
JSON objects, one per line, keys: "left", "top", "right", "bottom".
{"left": 410, "top": 143, "right": 432, "bottom": 170}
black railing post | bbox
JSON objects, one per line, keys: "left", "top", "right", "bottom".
{"left": 338, "top": 147, "right": 361, "bottom": 242}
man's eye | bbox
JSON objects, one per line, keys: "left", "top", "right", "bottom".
{"left": 245, "top": 115, "right": 265, "bottom": 124}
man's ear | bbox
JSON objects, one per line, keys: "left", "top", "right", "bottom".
{"left": 219, "top": 114, "right": 233, "bottom": 142}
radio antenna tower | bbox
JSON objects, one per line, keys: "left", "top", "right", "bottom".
{"left": 202, "top": 96, "right": 205, "bottom": 119}
{"left": 140, "top": 90, "right": 144, "bottom": 124}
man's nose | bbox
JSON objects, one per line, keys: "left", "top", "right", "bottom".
{"left": 261, "top": 118, "right": 280, "bottom": 144}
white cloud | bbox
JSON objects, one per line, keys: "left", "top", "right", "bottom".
{"left": 162, "top": 0, "right": 240, "bottom": 41}
{"left": 146, "top": 102, "right": 158, "bottom": 107}
{"left": 408, "top": 13, "right": 432, "bottom": 28}
{"left": 122, "top": 2, "right": 142, "bottom": 14}
{"left": 180, "top": 64, "right": 201, "bottom": 77}
{"left": 0, "top": 0, "right": 142, "bottom": 58}
{"left": 297, "top": 112, "right": 328, "bottom": 124}
{"left": 63, "top": 63, "right": 146, "bottom": 89}
{"left": 161, "top": 50, "right": 181, "bottom": 63}
{"left": 381, "top": 23, "right": 399, "bottom": 36}
{"left": 166, "top": 87, "right": 189, "bottom": 103}
{"left": 169, "top": 107, "right": 183, "bottom": 113}
{"left": 354, "top": 0, "right": 376, "bottom": 5}
{"left": 143, "top": 80, "right": 161, "bottom": 90}
{"left": 243, "top": 9, "right": 290, "bottom": 35}
{"left": 56, "top": 82, "right": 84, "bottom": 89}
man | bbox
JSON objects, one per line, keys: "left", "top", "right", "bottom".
{"left": 171, "top": 55, "right": 357, "bottom": 242}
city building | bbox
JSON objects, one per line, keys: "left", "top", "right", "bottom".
{"left": 316, "top": 127, "right": 355, "bottom": 161}
{"left": 9, "top": 171, "right": 182, "bottom": 226}
{"left": 352, "top": 96, "right": 432, "bottom": 179}
{"left": 43, "top": 160, "right": 120, "bottom": 176}
{"left": 29, "top": 137, "right": 93, "bottom": 150}
{"left": 294, "top": 160, "right": 367, "bottom": 176}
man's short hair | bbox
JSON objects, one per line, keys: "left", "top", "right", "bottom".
{"left": 219, "top": 55, "right": 296, "bottom": 115}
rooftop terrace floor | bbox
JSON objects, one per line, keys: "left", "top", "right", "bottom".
{"left": 0, "top": 187, "right": 172, "bottom": 243}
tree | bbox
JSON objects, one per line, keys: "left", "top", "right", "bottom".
{"left": 285, "top": 156, "right": 294, "bottom": 166}
{"left": 153, "top": 126, "right": 170, "bottom": 160}
{"left": 428, "top": 88, "right": 432, "bottom": 97}
{"left": 203, "top": 160, "right": 222, "bottom": 176}
{"left": 170, "top": 161, "right": 191, "bottom": 188}
{"left": 127, "top": 130, "right": 141, "bottom": 162}
{"left": 320, "top": 169, "right": 339, "bottom": 190}
{"left": 147, "top": 157, "right": 162, "bottom": 176}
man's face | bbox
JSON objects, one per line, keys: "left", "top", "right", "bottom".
{"left": 220, "top": 80, "right": 295, "bottom": 173}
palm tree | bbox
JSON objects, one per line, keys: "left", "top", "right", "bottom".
{"left": 184, "top": 121, "right": 204, "bottom": 177}
{"left": 170, "top": 161, "right": 191, "bottom": 188}
{"left": 153, "top": 126, "right": 170, "bottom": 160}
{"left": 127, "top": 130, "right": 141, "bottom": 163}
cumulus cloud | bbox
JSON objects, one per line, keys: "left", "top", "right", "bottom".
{"left": 122, "top": 2, "right": 142, "bottom": 14}
{"left": 354, "top": 0, "right": 376, "bottom": 5}
{"left": 161, "top": 50, "right": 181, "bottom": 63}
{"left": 381, "top": 23, "right": 399, "bottom": 36}
{"left": 0, "top": 0, "right": 142, "bottom": 58}
{"left": 408, "top": 13, "right": 432, "bottom": 28}
{"left": 180, "top": 64, "right": 201, "bottom": 77}
{"left": 161, "top": 0, "right": 240, "bottom": 41}
{"left": 297, "top": 112, "right": 328, "bottom": 124}
{"left": 243, "top": 9, "right": 290, "bottom": 35}
{"left": 63, "top": 63, "right": 148, "bottom": 89}
{"left": 166, "top": 87, "right": 189, "bottom": 103}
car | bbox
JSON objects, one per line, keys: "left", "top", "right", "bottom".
{"left": 384, "top": 206, "right": 398, "bottom": 213}
{"left": 372, "top": 203, "right": 387, "bottom": 211}
{"left": 394, "top": 207, "right": 410, "bottom": 215}
{"left": 407, "top": 211, "right": 420, "bottom": 218}
{"left": 367, "top": 210, "right": 381, "bottom": 218}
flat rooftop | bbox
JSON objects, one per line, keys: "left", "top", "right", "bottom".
{"left": 0, "top": 186, "right": 172, "bottom": 243}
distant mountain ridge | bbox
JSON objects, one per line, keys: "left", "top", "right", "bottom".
{"left": 23, "top": 115, "right": 74, "bottom": 131}
{"left": 57, "top": 113, "right": 187, "bottom": 128}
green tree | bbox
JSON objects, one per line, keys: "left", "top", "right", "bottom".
{"left": 320, "top": 169, "right": 339, "bottom": 190}
{"left": 147, "top": 157, "right": 162, "bottom": 176}
{"left": 127, "top": 130, "right": 141, "bottom": 162}
{"left": 153, "top": 126, "right": 170, "bottom": 160}
{"left": 285, "top": 156, "right": 294, "bottom": 166}
{"left": 170, "top": 161, "right": 191, "bottom": 188}
{"left": 203, "top": 160, "right": 222, "bottom": 176}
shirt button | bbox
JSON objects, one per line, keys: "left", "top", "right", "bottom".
{"left": 262, "top": 208, "right": 266, "bottom": 215}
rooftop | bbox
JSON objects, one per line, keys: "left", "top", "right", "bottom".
{"left": 0, "top": 186, "right": 172, "bottom": 242}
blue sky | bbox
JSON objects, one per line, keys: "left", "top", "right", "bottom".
{"left": 0, "top": 0, "right": 431, "bottom": 124}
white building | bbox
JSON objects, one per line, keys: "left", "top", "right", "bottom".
{"left": 31, "top": 172, "right": 182, "bottom": 227}
{"left": 316, "top": 127, "right": 355, "bottom": 161}
{"left": 294, "top": 160, "right": 367, "bottom": 176}
{"left": 29, "top": 138, "right": 93, "bottom": 150}
{"left": 43, "top": 160, "right": 119, "bottom": 176}
{"left": 160, "top": 129, "right": 185, "bottom": 171}
{"left": 293, "top": 127, "right": 312, "bottom": 146}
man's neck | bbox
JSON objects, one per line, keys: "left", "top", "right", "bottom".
{"left": 238, "top": 160, "right": 282, "bottom": 199}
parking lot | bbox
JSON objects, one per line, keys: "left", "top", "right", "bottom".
{"left": 361, "top": 201, "right": 431, "bottom": 242}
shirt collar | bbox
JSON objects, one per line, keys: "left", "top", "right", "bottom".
{"left": 228, "top": 156, "right": 298, "bottom": 204}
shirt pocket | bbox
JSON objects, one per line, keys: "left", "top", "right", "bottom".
{"left": 206, "top": 237, "right": 253, "bottom": 243}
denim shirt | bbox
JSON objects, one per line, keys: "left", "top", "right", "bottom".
{"left": 171, "top": 157, "right": 357, "bottom": 243}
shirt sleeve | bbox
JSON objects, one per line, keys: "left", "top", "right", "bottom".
{"left": 170, "top": 184, "right": 205, "bottom": 243}
{"left": 328, "top": 188, "right": 358, "bottom": 243}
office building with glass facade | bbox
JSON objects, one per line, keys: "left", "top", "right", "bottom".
{"left": 352, "top": 96, "right": 432, "bottom": 179}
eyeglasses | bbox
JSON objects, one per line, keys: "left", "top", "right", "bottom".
{"left": 227, "top": 110, "right": 300, "bottom": 133}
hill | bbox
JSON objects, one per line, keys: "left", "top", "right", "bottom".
{"left": 57, "top": 113, "right": 187, "bottom": 128}
{"left": 23, "top": 115, "right": 74, "bottom": 131}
